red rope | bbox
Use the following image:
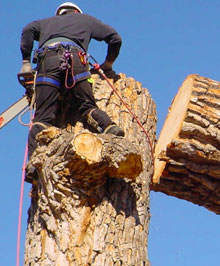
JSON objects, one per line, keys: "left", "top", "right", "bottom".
{"left": 65, "top": 54, "right": 76, "bottom": 89}
{"left": 94, "top": 64, "right": 155, "bottom": 172}
{"left": 16, "top": 142, "right": 29, "bottom": 266}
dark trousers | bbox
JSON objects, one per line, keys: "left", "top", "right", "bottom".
{"left": 28, "top": 50, "right": 113, "bottom": 158}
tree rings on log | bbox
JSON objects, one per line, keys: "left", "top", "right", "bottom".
{"left": 73, "top": 132, "right": 103, "bottom": 163}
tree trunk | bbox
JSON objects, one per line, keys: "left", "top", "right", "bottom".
{"left": 152, "top": 74, "right": 220, "bottom": 215}
{"left": 24, "top": 72, "right": 156, "bottom": 265}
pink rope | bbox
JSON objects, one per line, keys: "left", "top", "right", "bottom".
{"left": 16, "top": 142, "right": 29, "bottom": 266}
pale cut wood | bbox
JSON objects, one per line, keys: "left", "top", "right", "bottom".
{"left": 73, "top": 132, "right": 103, "bottom": 163}
{"left": 152, "top": 74, "right": 220, "bottom": 215}
{"left": 153, "top": 75, "right": 194, "bottom": 183}
{"left": 24, "top": 72, "right": 157, "bottom": 265}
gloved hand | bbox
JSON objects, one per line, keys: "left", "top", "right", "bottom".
{"left": 19, "top": 60, "right": 32, "bottom": 73}
{"left": 100, "top": 60, "right": 113, "bottom": 72}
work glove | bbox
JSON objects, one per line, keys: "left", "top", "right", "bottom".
{"left": 19, "top": 60, "right": 32, "bottom": 73}
{"left": 100, "top": 60, "right": 113, "bottom": 72}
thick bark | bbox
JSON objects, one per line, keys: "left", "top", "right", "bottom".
{"left": 152, "top": 74, "right": 220, "bottom": 215}
{"left": 24, "top": 72, "right": 156, "bottom": 265}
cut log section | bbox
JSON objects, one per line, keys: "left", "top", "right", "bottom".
{"left": 152, "top": 74, "right": 220, "bottom": 215}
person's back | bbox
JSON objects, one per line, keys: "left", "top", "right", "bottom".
{"left": 21, "top": 11, "right": 121, "bottom": 63}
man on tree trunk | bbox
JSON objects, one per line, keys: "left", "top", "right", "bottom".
{"left": 19, "top": 2, "right": 125, "bottom": 182}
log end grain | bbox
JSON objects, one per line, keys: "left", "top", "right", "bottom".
{"left": 73, "top": 132, "right": 103, "bottom": 164}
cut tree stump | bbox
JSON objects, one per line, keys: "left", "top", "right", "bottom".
{"left": 24, "top": 72, "right": 156, "bottom": 266}
{"left": 151, "top": 74, "right": 220, "bottom": 215}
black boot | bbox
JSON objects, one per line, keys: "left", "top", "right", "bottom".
{"left": 86, "top": 108, "right": 125, "bottom": 136}
{"left": 104, "top": 124, "right": 125, "bottom": 136}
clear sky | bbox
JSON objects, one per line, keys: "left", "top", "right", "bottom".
{"left": 1, "top": 1, "right": 220, "bottom": 265}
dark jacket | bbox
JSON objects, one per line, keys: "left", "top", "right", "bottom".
{"left": 20, "top": 12, "right": 122, "bottom": 62}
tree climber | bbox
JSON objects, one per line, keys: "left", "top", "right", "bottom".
{"left": 19, "top": 2, "right": 125, "bottom": 181}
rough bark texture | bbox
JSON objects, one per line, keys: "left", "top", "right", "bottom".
{"left": 24, "top": 72, "right": 156, "bottom": 266}
{"left": 152, "top": 74, "right": 220, "bottom": 215}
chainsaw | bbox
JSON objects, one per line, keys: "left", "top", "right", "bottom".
{"left": 0, "top": 72, "right": 35, "bottom": 129}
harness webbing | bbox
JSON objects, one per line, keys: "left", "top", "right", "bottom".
{"left": 37, "top": 40, "right": 84, "bottom": 54}
{"left": 36, "top": 76, "right": 61, "bottom": 87}
{"left": 36, "top": 71, "right": 90, "bottom": 88}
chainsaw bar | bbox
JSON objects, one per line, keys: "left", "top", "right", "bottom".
{"left": 0, "top": 96, "right": 29, "bottom": 129}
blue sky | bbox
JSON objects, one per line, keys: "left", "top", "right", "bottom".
{"left": 1, "top": 1, "right": 220, "bottom": 265}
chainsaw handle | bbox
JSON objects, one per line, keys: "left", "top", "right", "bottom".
{"left": 17, "top": 72, "right": 35, "bottom": 90}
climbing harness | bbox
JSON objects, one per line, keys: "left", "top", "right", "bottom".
{"left": 35, "top": 40, "right": 90, "bottom": 90}
{"left": 60, "top": 49, "right": 76, "bottom": 89}
{"left": 89, "top": 55, "right": 155, "bottom": 172}
{"left": 36, "top": 72, "right": 90, "bottom": 88}
{"left": 59, "top": 48, "right": 90, "bottom": 89}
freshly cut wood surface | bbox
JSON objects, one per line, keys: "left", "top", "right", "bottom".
{"left": 152, "top": 74, "right": 220, "bottom": 215}
{"left": 73, "top": 132, "right": 103, "bottom": 163}
{"left": 153, "top": 75, "right": 194, "bottom": 183}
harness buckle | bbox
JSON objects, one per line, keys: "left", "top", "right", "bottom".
{"left": 78, "top": 51, "right": 87, "bottom": 65}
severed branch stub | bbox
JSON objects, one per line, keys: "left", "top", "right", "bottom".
{"left": 32, "top": 126, "right": 143, "bottom": 188}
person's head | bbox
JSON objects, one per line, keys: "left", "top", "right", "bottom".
{"left": 55, "top": 2, "right": 83, "bottom": 16}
